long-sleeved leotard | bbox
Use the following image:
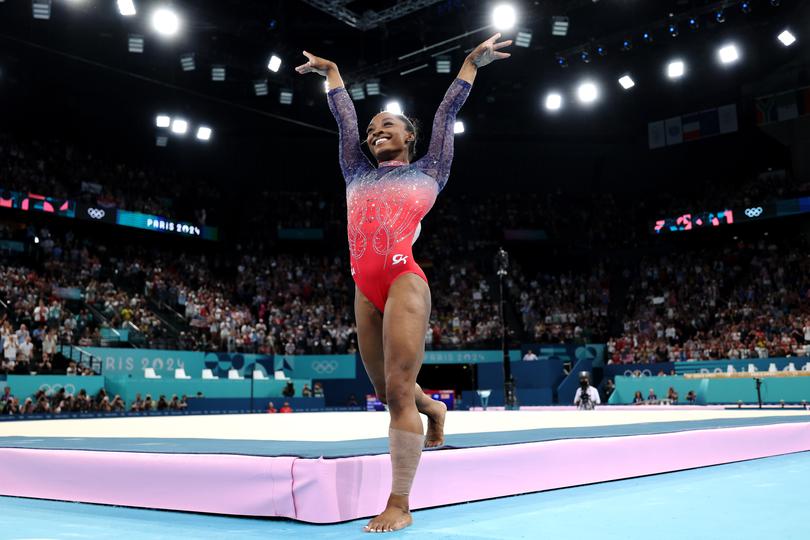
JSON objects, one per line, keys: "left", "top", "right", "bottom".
{"left": 328, "top": 78, "right": 471, "bottom": 312}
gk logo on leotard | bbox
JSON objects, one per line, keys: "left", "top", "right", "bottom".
{"left": 392, "top": 254, "right": 408, "bottom": 266}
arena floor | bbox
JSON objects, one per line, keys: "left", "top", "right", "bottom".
{"left": 2, "top": 408, "right": 807, "bottom": 441}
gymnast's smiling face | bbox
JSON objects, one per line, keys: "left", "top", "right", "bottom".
{"left": 366, "top": 112, "right": 414, "bottom": 164}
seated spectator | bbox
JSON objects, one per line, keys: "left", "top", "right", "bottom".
{"left": 111, "top": 395, "right": 125, "bottom": 411}
{"left": 156, "top": 395, "right": 168, "bottom": 410}
{"left": 302, "top": 384, "right": 312, "bottom": 398}
{"left": 1, "top": 386, "right": 13, "bottom": 404}
{"left": 633, "top": 390, "right": 644, "bottom": 405}
{"left": 686, "top": 390, "right": 697, "bottom": 404}
{"left": 603, "top": 379, "right": 615, "bottom": 401}
{"left": 313, "top": 382, "right": 324, "bottom": 398}
{"left": 647, "top": 388, "right": 658, "bottom": 401}
{"left": 266, "top": 401, "right": 277, "bottom": 413}
{"left": 130, "top": 393, "right": 143, "bottom": 412}
{"left": 143, "top": 394, "right": 154, "bottom": 411}
{"left": 280, "top": 402, "right": 293, "bottom": 413}
{"left": 522, "top": 349, "right": 538, "bottom": 361}
{"left": 169, "top": 394, "right": 180, "bottom": 410}
{"left": 282, "top": 381, "right": 295, "bottom": 398}
{"left": 178, "top": 395, "right": 188, "bottom": 410}
{"left": 667, "top": 387, "right": 679, "bottom": 403}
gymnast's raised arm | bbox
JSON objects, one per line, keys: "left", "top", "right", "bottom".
{"left": 418, "top": 33, "right": 512, "bottom": 190}
{"left": 296, "top": 51, "right": 372, "bottom": 184}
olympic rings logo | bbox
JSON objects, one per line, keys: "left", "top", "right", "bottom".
{"left": 623, "top": 369, "right": 653, "bottom": 377}
{"left": 39, "top": 383, "right": 76, "bottom": 396}
{"left": 744, "top": 207, "right": 763, "bottom": 218}
{"left": 311, "top": 360, "right": 339, "bottom": 374}
{"left": 87, "top": 208, "right": 106, "bottom": 219}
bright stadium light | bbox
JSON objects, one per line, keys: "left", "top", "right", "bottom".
{"left": 267, "top": 55, "right": 282, "bottom": 73}
{"left": 667, "top": 59, "right": 685, "bottom": 79}
{"left": 349, "top": 85, "right": 365, "bottom": 100}
{"left": 718, "top": 44, "right": 739, "bottom": 64}
{"left": 778, "top": 30, "right": 796, "bottom": 47}
{"left": 492, "top": 4, "right": 517, "bottom": 31}
{"left": 454, "top": 121, "right": 465, "bottom": 134}
{"left": 196, "top": 126, "right": 212, "bottom": 141}
{"left": 32, "top": 0, "right": 51, "bottom": 20}
{"left": 279, "top": 89, "right": 293, "bottom": 105}
{"left": 152, "top": 7, "right": 180, "bottom": 36}
{"left": 544, "top": 92, "right": 562, "bottom": 111}
{"left": 366, "top": 80, "right": 380, "bottom": 96}
{"left": 211, "top": 65, "right": 226, "bottom": 82}
{"left": 577, "top": 81, "right": 598, "bottom": 104}
{"left": 128, "top": 34, "right": 144, "bottom": 53}
{"left": 385, "top": 101, "right": 403, "bottom": 115}
{"left": 155, "top": 114, "right": 171, "bottom": 128}
{"left": 117, "top": 0, "right": 136, "bottom": 16}
{"left": 171, "top": 118, "right": 188, "bottom": 134}
{"left": 180, "top": 53, "right": 196, "bottom": 71}
{"left": 253, "top": 79, "right": 268, "bottom": 96}
{"left": 618, "top": 75, "right": 635, "bottom": 89}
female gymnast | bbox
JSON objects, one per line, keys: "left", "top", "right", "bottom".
{"left": 296, "top": 33, "right": 511, "bottom": 532}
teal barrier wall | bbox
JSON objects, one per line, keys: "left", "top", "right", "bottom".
{"left": 609, "top": 376, "right": 708, "bottom": 404}
{"left": 610, "top": 375, "right": 810, "bottom": 404}
{"left": 273, "top": 354, "right": 356, "bottom": 379}
{"left": 68, "top": 346, "right": 538, "bottom": 377}
{"left": 422, "top": 350, "right": 522, "bottom": 364}
{"left": 103, "top": 377, "right": 313, "bottom": 403}
{"left": 1, "top": 376, "right": 105, "bottom": 399}
{"left": 674, "top": 358, "right": 810, "bottom": 374}
{"left": 71, "top": 347, "right": 356, "bottom": 380}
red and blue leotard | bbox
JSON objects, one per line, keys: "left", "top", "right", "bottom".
{"left": 327, "top": 78, "right": 471, "bottom": 312}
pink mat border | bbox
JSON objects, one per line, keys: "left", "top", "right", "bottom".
{"left": 2, "top": 422, "right": 809, "bottom": 523}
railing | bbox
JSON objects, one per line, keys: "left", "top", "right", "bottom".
{"left": 59, "top": 343, "right": 103, "bottom": 375}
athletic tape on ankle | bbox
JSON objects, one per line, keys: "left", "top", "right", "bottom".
{"left": 389, "top": 428, "right": 425, "bottom": 496}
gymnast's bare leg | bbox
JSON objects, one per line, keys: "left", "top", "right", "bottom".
{"left": 355, "top": 286, "right": 447, "bottom": 448}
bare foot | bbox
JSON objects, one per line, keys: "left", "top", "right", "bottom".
{"left": 425, "top": 399, "right": 447, "bottom": 448}
{"left": 364, "top": 495, "right": 413, "bottom": 533}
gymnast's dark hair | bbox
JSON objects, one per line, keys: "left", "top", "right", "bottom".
{"left": 396, "top": 115, "right": 420, "bottom": 162}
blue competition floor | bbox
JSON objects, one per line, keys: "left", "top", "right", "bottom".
{"left": 1, "top": 451, "right": 807, "bottom": 539}
{"left": 1, "top": 415, "right": 808, "bottom": 457}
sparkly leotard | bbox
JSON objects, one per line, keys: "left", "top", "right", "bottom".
{"left": 327, "top": 78, "right": 471, "bottom": 312}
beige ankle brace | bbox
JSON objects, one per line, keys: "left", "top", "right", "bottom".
{"left": 389, "top": 428, "right": 425, "bottom": 496}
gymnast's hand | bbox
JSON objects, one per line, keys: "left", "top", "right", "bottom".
{"left": 295, "top": 51, "right": 335, "bottom": 77}
{"left": 466, "top": 33, "right": 512, "bottom": 68}
{"left": 296, "top": 51, "right": 345, "bottom": 90}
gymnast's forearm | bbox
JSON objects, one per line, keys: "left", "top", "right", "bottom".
{"left": 456, "top": 57, "right": 478, "bottom": 85}
{"left": 325, "top": 63, "right": 345, "bottom": 91}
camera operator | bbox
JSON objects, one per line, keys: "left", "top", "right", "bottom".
{"left": 574, "top": 371, "right": 600, "bottom": 410}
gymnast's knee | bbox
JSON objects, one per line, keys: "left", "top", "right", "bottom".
{"left": 384, "top": 380, "right": 416, "bottom": 414}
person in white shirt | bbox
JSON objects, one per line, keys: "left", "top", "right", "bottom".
{"left": 573, "top": 371, "right": 601, "bottom": 410}
{"left": 3, "top": 335, "right": 18, "bottom": 369}
{"left": 42, "top": 330, "right": 57, "bottom": 361}
{"left": 522, "top": 349, "right": 538, "bottom": 361}
{"left": 19, "top": 337, "right": 34, "bottom": 363}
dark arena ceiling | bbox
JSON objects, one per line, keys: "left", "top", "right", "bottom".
{"left": 0, "top": 1, "right": 808, "bottom": 193}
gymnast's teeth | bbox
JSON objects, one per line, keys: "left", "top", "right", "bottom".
{"left": 374, "top": 137, "right": 390, "bottom": 146}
